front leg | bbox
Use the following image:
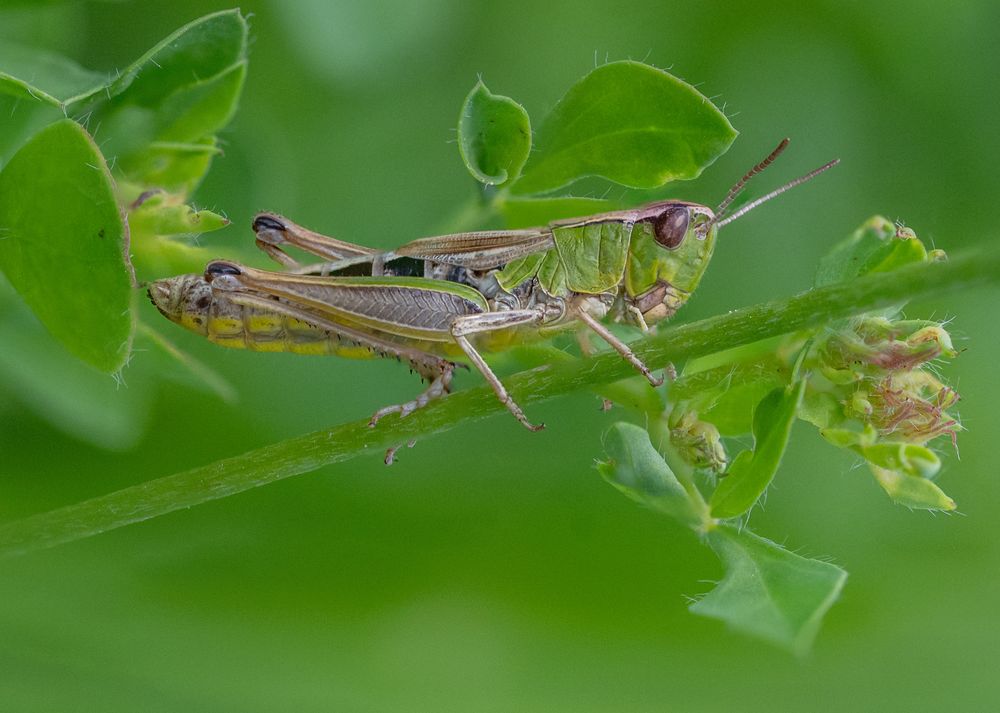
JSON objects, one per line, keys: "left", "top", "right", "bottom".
{"left": 573, "top": 299, "right": 664, "bottom": 388}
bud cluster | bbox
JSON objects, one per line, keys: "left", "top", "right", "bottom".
{"left": 818, "top": 317, "right": 961, "bottom": 449}
{"left": 820, "top": 317, "right": 956, "bottom": 383}
{"left": 668, "top": 410, "right": 728, "bottom": 475}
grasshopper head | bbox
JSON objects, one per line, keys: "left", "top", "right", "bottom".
{"left": 626, "top": 201, "right": 718, "bottom": 325}
{"left": 626, "top": 140, "right": 840, "bottom": 326}
{"left": 148, "top": 274, "right": 213, "bottom": 335}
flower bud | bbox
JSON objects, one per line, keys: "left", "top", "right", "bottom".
{"left": 670, "top": 411, "right": 728, "bottom": 474}
{"left": 820, "top": 317, "right": 956, "bottom": 376}
{"left": 864, "top": 374, "right": 961, "bottom": 446}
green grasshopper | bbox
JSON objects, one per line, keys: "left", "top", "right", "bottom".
{"left": 149, "top": 139, "right": 836, "bottom": 430}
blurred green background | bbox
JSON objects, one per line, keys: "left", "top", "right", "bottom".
{"left": 1, "top": 1, "right": 999, "bottom": 710}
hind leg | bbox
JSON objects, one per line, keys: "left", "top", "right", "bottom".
{"left": 368, "top": 362, "right": 455, "bottom": 426}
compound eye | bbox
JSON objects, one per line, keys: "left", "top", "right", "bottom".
{"left": 205, "top": 260, "right": 243, "bottom": 279}
{"left": 653, "top": 207, "right": 690, "bottom": 250}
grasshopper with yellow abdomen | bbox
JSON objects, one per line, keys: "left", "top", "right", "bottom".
{"left": 148, "top": 139, "right": 837, "bottom": 430}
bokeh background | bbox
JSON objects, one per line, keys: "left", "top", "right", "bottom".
{"left": 2, "top": 1, "right": 999, "bottom": 710}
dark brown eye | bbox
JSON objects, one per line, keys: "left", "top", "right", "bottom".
{"left": 205, "top": 261, "right": 243, "bottom": 279}
{"left": 653, "top": 207, "right": 690, "bottom": 250}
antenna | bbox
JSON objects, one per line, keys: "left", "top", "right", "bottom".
{"left": 716, "top": 158, "right": 840, "bottom": 228}
{"left": 697, "top": 138, "right": 791, "bottom": 235}
{"left": 713, "top": 138, "right": 790, "bottom": 219}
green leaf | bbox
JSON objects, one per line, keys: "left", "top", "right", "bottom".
{"left": 674, "top": 337, "right": 791, "bottom": 436}
{"left": 103, "top": 64, "right": 246, "bottom": 161}
{"left": 105, "top": 9, "right": 248, "bottom": 105}
{"left": 856, "top": 441, "right": 941, "bottom": 479}
{"left": 0, "top": 9, "right": 248, "bottom": 116}
{"left": 126, "top": 195, "right": 230, "bottom": 282}
{"left": 710, "top": 380, "right": 805, "bottom": 519}
{"left": 150, "top": 62, "right": 247, "bottom": 144}
{"left": 0, "top": 42, "right": 106, "bottom": 108}
{"left": 117, "top": 138, "right": 222, "bottom": 196}
{"left": 0, "top": 95, "right": 62, "bottom": 166}
{"left": 797, "top": 390, "right": 845, "bottom": 430}
{"left": 597, "top": 422, "right": 707, "bottom": 528}
{"left": 691, "top": 525, "right": 847, "bottom": 655}
{"left": 671, "top": 356, "right": 787, "bottom": 436}
{"left": 870, "top": 466, "right": 956, "bottom": 511}
{"left": 511, "top": 61, "right": 736, "bottom": 195}
{"left": 127, "top": 198, "right": 230, "bottom": 237}
{"left": 819, "top": 427, "right": 953, "bottom": 510}
{"left": 819, "top": 424, "right": 878, "bottom": 449}
{"left": 130, "top": 234, "right": 215, "bottom": 283}
{"left": 96, "top": 11, "right": 248, "bottom": 193}
{"left": 814, "top": 216, "right": 930, "bottom": 287}
{"left": 0, "top": 120, "right": 134, "bottom": 372}
{"left": 500, "top": 196, "right": 617, "bottom": 228}
{"left": 597, "top": 422, "right": 707, "bottom": 529}
{"left": 457, "top": 80, "right": 531, "bottom": 186}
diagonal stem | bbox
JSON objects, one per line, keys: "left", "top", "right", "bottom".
{"left": 1, "top": 247, "right": 998, "bottom": 558}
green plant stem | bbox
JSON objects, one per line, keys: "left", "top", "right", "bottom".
{"left": 1, "top": 247, "right": 997, "bottom": 558}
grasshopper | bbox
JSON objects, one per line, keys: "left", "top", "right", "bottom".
{"left": 149, "top": 139, "right": 837, "bottom": 430}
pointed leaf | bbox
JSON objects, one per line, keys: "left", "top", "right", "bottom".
{"left": 105, "top": 9, "right": 248, "bottom": 105}
{"left": 458, "top": 80, "right": 531, "bottom": 186}
{"left": 856, "top": 441, "right": 941, "bottom": 479}
{"left": 0, "top": 120, "right": 134, "bottom": 372}
{"left": 104, "top": 63, "right": 246, "bottom": 166}
{"left": 512, "top": 61, "right": 736, "bottom": 195}
{"left": 710, "top": 380, "right": 805, "bottom": 519}
{"left": 690, "top": 525, "right": 847, "bottom": 655}
{"left": 128, "top": 200, "right": 230, "bottom": 237}
{"left": 814, "top": 216, "right": 930, "bottom": 287}
{"left": 870, "top": 466, "right": 956, "bottom": 511}
{"left": 72, "top": 10, "right": 250, "bottom": 195}
{"left": 597, "top": 421, "right": 706, "bottom": 528}
{"left": 151, "top": 62, "right": 247, "bottom": 143}
{"left": 0, "top": 9, "right": 248, "bottom": 116}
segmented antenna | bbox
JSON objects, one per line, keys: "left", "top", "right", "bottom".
{"left": 713, "top": 138, "right": 790, "bottom": 220}
{"left": 716, "top": 158, "right": 840, "bottom": 228}
{"left": 698, "top": 138, "right": 840, "bottom": 234}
